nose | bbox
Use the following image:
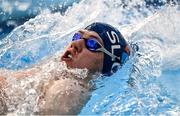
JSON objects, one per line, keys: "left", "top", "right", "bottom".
{"left": 69, "top": 39, "right": 85, "bottom": 53}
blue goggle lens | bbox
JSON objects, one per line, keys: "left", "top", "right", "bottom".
{"left": 72, "top": 33, "right": 101, "bottom": 51}
{"left": 85, "top": 39, "right": 100, "bottom": 51}
{"left": 72, "top": 33, "right": 81, "bottom": 41}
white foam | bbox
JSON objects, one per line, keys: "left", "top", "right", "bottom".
{"left": 0, "top": 0, "right": 180, "bottom": 115}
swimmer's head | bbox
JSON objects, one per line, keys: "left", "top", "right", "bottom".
{"left": 61, "top": 22, "right": 130, "bottom": 75}
{"left": 85, "top": 22, "right": 130, "bottom": 75}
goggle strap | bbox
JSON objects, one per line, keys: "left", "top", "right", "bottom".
{"left": 95, "top": 40, "right": 120, "bottom": 61}
{"left": 97, "top": 47, "right": 120, "bottom": 62}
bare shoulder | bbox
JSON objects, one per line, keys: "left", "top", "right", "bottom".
{"left": 40, "top": 78, "right": 91, "bottom": 115}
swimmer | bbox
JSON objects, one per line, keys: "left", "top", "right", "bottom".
{"left": 0, "top": 22, "right": 130, "bottom": 115}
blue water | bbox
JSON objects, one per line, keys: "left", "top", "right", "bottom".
{"left": 0, "top": 0, "right": 180, "bottom": 115}
{"left": 0, "top": 0, "right": 174, "bottom": 39}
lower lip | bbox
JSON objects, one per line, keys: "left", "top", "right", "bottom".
{"left": 61, "top": 58, "right": 73, "bottom": 67}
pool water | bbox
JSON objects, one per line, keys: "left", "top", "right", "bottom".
{"left": 0, "top": 0, "right": 180, "bottom": 115}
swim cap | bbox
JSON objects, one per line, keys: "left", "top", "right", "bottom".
{"left": 85, "top": 22, "right": 130, "bottom": 75}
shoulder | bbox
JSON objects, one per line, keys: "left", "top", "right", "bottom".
{"left": 40, "top": 78, "right": 90, "bottom": 115}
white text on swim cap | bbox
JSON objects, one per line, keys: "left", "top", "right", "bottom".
{"left": 107, "top": 31, "right": 121, "bottom": 61}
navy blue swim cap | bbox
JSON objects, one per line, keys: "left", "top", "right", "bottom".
{"left": 85, "top": 22, "right": 130, "bottom": 75}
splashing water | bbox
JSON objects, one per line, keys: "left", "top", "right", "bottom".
{"left": 0, "top": 0, "right": 180, "bottom": 115}
{"left": 80, "top": 3, "right": 180, "bottom": 115}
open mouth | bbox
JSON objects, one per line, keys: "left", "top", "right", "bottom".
{"left": 62, "top": 50, "right": 73, "bottom": 61}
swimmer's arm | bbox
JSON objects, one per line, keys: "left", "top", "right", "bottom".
{"left": 0, "top": 67, "right": 40, "bottom": 80}
{"left": 13, "top": 68, "right": 40, "bottom": 79}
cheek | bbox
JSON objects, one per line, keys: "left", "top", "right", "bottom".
{"left": 79, "top": 50, "right": 101, "bottom": 62}
{"left": 75, "top": 49, "right": 103, "bottom": 71}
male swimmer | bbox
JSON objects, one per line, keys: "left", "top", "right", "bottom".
{"left": 62, "top": 22, "right": 130, "bottom": 75}
{"left": 0, "top": 22, "right": 130, "bottom": 115}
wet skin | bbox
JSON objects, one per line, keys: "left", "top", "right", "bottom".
{"left": 61, "top": 29, "right": 104, "bottom": 73}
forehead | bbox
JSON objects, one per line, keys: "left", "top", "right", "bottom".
{"left": 78, "top": 29, "right": 103, "bottom": 45}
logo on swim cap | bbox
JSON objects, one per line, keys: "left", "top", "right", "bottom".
{"left": 85, "top": 22, "right": 130, "bottom": 75}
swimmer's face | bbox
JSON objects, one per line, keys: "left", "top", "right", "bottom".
{"left": 61, "top": 29, "right": 104, "bottom": 73}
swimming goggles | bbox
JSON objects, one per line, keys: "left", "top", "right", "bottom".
{"left": 72, "top": 33, "right": 121, "bottom": 62}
